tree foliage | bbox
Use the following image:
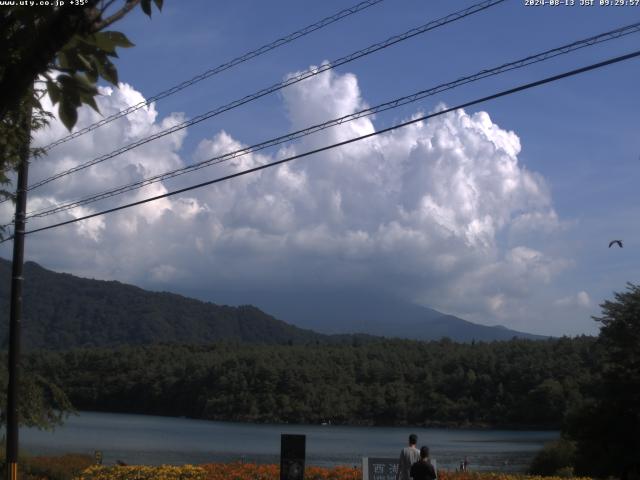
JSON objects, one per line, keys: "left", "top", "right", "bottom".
{"left": 0, "top": 355, "right": 73, "bottom": 430}
{"left": 564, "top": 283, "right": 640, "bottom": 480}
{"left": 25, "top": 337, "right": 597, "bottom": 429}
{"left": 0, "top": 0, "right": 162, "bottom": 427}
{"left": 529, "top": 439, "right": 576, "bottom": 477}
{"left": 0, "top": 0, "right": 163, "bottom": 201}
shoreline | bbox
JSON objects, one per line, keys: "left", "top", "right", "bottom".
{"left": 69, "top": 408, "right": 561, "bottom": 432}
{"left": 21, "top": 411, "right": 556, "bottom": 472}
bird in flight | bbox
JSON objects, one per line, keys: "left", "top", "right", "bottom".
{"left": 608, "top": 240, "right": 623, "bottom": 248}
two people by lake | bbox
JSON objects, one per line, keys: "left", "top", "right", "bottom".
{"left": 396, "top": 434, "right": 437, "bottom": 480}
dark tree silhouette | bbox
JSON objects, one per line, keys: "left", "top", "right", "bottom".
{"left": 565, "top": 283, "right": 640, "bottom": 480}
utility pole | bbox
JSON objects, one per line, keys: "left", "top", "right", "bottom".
{"left": 5, "top": 101, "right": 32, "bottom": 480}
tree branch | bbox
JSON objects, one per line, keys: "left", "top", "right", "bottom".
{"left": 91, "top": 0, "right": 141, "bottom": 32}
{"left": 100, "top": 0, "right": 120, "bottom": 16}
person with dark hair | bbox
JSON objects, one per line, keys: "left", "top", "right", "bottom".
{"left": 396, "top": 434, "right": 420, "bottom": 480}
{"left": 410, "top": 446, "right": 437, "bottom": 480}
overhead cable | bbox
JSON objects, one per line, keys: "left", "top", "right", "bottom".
{"left": 23, "top": 21, "right": 640, "bottom": 220}
{"left": 3, "top": 49, "right": 636, "bottom": 242}
{"left": 38, "top": 0, "right": 386, "bottom": 152}
{"left": 26, "top": 0, "right": 506, "bottom": 192}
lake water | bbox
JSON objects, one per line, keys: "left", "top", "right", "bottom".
{"left": 21, "top": 411, "right": 558, "bottom": 471}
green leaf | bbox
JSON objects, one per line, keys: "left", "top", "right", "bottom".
{"left": 98, "top": 58, "right": 118, "bottom": 85}
{"left": 141, "top": 0, "right": 152, "bottom": 16}
{"left": 59, "top": 98, "right": 78, "bottom": 131}
{"left": 80, "top": 93, "right": 100, "bottom": 114}
{"left": 85, "top": 57, "right": 100, "bottom": 83}
{"left": 107, "top": 31, "right": 135, "bottom": 48}
{"left": 46, "top": 80, "right": 61, "bottom": 105}
{"left": 63, "top": 34, "right": 81, "bottom": 51}
{"left": 76, "top": 53, "right": 94, "bottom": 71}
{"left": 93, "top": 31, "right": 135, "bottom": 52}
{"left": 85, "top": 70, "right": 98, "bottom": 84}
{"left": 75, "top": 34, "right": 101, "bottom": 51}
{"left": 57, "top": 76, "right": 81, "bottom": 108}
{"left": 89, "top": 33, "right": 115, "bottom": 54}
{"left": 57, "top": 45, "right": 91, "bottom": 71}
{"left": 56, "top": 74, "right": 74, "bottom": 89}
{"left": 72, "top": 74, "right": 98, "bottom": 95}
{"left": 57, "top": 51, "right": 71, "bottom": 69}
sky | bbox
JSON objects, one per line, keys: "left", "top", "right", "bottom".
{"left": 1, "top": 0, "right": 639, "bottom": 336}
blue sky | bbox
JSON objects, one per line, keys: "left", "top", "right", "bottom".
{"left": 2, "top": 0, "right": 639, "bottom": 336}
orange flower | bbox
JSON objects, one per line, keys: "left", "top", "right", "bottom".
{"left": 200, "top": 462, "right": 361, "bottom": 480}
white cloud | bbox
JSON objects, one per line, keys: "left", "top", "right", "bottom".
{"left": 1, "top": 68, "right": 572, "bottom": 333}
{"left": 554, "top": 291, "right": 591, "bottom": 309}
{"left": 70, "top": 205, "right": 105, "bottom": 242}
{"left": 29, "top": 83, "right": 187, "bottom": 204}
{"left": 150, "top": 264, "right": 181, "bottom": 283}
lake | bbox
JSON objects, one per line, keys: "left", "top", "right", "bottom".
{"left": 21, "top": 411, "right": 558, "bottom": 471}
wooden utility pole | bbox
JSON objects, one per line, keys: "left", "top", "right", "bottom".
{"left": 5, "top": 103, "right": 32, "bottom": 480}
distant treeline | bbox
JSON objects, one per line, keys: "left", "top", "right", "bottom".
{"left": 26, "top": 336, "right": 598, "bottom": 428}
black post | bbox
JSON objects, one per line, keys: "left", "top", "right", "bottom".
{"left": 5, "top": 106, "right": 31, "bottom": 480}
{"left": 280, "top": 434, "right": 306, "bottom": 480}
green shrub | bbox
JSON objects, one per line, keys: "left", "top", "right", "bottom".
{"left": 554, "top": 466, "right": 575, "bottom": 478}
{"left": 0, "top": 451, "right": 94, "bottom": 480}
{"left": 529, "top": 438, "right": 576, "bottom": 476}
{"left": 25, "top": 453, "right": 95, "bottom": 480}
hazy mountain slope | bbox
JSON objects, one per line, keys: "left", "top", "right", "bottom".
{"left": 0, "top": 258, "right": 545, "bottom": 349}
{"left": 241, "top": 289, "right": 547, "bottom": 341}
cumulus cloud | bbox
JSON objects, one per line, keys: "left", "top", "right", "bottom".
{"left": 554, "top": 291, "right": 591, "bottom": 309}
{"left": 0, "top": 67, "right": 570, "bottom": 332}
{"left": 29, "top": 83, "right": 186, "bottom": 204}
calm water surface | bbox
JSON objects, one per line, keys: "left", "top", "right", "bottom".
{"left": 21, "top": 411, "right": 558, "bottom": 471}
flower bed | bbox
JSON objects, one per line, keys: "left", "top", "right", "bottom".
{"left": 3, "top": 458, "right": 579, "bottom": 480}
{"left": 74, "top": 464, "right": 206, "bottom": 480}
{"left": 200, "top": 463, "right": 360, "bottom": 480}
{"left": 438, "top": 472, "right": 591, "bottom": 480}
{"left": 72, "top": 463, "right": 361, "bottom": 480}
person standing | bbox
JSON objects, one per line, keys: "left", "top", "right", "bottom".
{"left": 396, "top": 433, "right": 420, "bottom": 480}
{"left": 410, "top": 446, "right": 437, "bottom": 480}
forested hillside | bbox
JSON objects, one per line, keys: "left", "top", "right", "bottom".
{"left": 0, "top": 259, "right": 330, "bottom": 349}
{"left": 26, "top": 336, "right": 598, "bottom": 428}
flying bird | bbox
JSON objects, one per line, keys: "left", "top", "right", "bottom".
{"left": 608, "top": 240, "right": 623, "bottom": 248}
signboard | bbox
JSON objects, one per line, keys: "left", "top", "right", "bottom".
{"left": 362, "top": 457, "right": 398, "bottom": 480}
{"left": 362, "top": 457, "right": 437, "bottom": 480}
{"left": 280, "top": 434, "right": 305, "bottom": 480}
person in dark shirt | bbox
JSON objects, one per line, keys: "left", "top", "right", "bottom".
{"left": 410, "top": 446, "right": 436, "bottom": 480}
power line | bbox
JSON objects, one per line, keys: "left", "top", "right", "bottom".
{"left": 25, "top": 0, "right": 506, "bottom": 192}
{"left": 38, "top": 0, "right": 386, "bottom": 152}
{"left": 22, "top": 21, "right": 640, "bottom": 220}
{"left": 4, "top": 49, "right": 637, "bottom": 242}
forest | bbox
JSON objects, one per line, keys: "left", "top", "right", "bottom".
{"left": 3, "top": 282, "right": 639, "bottom": 479}
{"left": 22, "top": 336, "right": 598, "bottom": 428}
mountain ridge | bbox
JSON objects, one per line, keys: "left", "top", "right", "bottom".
{"left": 0, "top": 257, "right": 545, "bottom": 349}
{"left": 239, "top": 289, "right": 547, "bottom": 341}
{"left": 0, "top": 258, "right": 331, "bottom": 349}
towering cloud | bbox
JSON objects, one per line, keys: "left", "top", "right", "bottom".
{"left": 1, "top": 67, "right": 569, "bottom": 333}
